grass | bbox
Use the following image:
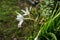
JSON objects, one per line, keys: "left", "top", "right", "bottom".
{"left": 34, "top": 2, "right": 60, "bottom": 40}
{"left": 0, "top": 0, "right": 60, "bottom": 40}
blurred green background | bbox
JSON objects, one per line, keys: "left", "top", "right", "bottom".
{"left": 0, "top": 0, "right": 60, "bottom": 40}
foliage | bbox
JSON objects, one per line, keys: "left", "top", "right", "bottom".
{"left": 0, "top": 0, "right": 60, "bottom": 40}
{"left": 34, "top": 1, "right": 60, "bottom": 40}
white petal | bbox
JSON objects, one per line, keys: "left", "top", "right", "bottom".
{"left": 21, "top": 10, "right": 26, "bottom": 14}
{"left": 16, "top": 11, "right": 24, "bottom": 21}
{"left": 18, "top": 20, "right": 23, "bottom": 28}
{"left": 22, "top": 7, "right": 30, "bottom": 16}
{"left": 26, "top": 7, "right": 29, "bottom": 14}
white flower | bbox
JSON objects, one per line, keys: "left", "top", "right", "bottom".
{"left": 16, "top": 11, "right": 24, "bottom": 21}
{"left": 18, "top": 20, "right": 23, "bottom": 28}
{"left": 21, "top": 7, "right": 30, "bottom": 16}
{"left": 16, "top": 11, "right": 24, "bottom": 28}
{"left": 16, "top": 7, "right": 30, "bottom": 28}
